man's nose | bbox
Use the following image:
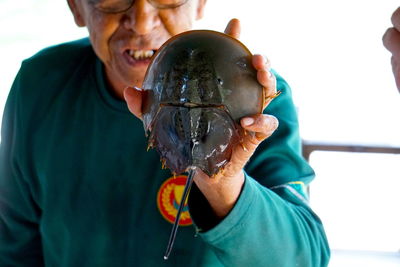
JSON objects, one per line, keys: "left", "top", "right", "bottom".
{"left": 123, "top": 0, "right": 160, "bottom": 35}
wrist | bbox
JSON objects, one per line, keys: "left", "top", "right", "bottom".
{"left": 193, "top": 169, "right": 245, "bottom": 218}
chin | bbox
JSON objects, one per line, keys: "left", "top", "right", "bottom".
{"left": 115, "top": 67, "right": 148, "bottom": 89}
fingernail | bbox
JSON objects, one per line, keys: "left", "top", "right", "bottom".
{"left": 242, "top": 117, "right": 254, "bottom": 126}
{"left": 269, "top": 115, "right": 279, "bottom": 129}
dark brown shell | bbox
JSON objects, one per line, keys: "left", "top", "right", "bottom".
{"left": 142, "top": 30, "right": 263, "bottom": 176}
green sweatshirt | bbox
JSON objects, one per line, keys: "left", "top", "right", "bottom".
{"left": 0, "top": 38, "right": 329, "bottom": 267}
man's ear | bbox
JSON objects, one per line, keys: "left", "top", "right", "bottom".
{"left": 67, "top": 0, "right": 86, "bottom": 27}
{"left": 195, "top": 0, "right": 207, "bottom": 20}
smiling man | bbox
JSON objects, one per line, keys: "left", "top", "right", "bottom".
{"left": 69, "top": 0, "right": 207, "bottom": 97}
{"left": 0, "top": 0, "right": 329, "bottom": 266}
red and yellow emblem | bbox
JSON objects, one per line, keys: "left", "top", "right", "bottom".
{"left": 157, "top": 175, "right": 192, "bottom": 226}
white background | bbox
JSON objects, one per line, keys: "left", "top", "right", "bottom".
{"left": 1, "top": 0, "right": 399, "bottom": 265}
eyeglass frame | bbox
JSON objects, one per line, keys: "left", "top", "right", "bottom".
{"left": 90, "top": 0, "right": 190, "bottom": 14}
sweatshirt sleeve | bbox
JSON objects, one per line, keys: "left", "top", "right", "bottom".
{"left": 0, "top": 67, "right": 44, "bottom": 266}
{"left": 189, "top": 71, "right": 330, "bottom": 266}
{"left": 199, "top": 175, "right": 330, "bottom": 267}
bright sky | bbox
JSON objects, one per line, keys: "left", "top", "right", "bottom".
{"left": 0, "top": 0, "right": 399, "bottom": 259}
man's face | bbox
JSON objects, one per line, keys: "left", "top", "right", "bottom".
{"left": 68, "top": 0, "right": 206, "bottom": 94}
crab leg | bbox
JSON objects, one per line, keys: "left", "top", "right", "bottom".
{"left": 163, "top": 168, "right": 196, "bottom": 260}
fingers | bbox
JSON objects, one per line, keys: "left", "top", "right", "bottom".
{"left": 383, "top": 26, "right": 400, "bottom": 90}
{"left": 224, "top": 18, "right": 241, "bottom": 39}
{"left": 384, "top": 6, "right": 400, "bottom": 54}
{"left": 391, "top": 7, "right": 400, "bottom": 30}
{"left": 391, "top": 56, "right": 400, "bottom": 90}
{"left": 252, "top": 54, "right": 277, "bottom": 108}
{"left": 252, "top": 54, "right": 271, "bottom": 70}
{"left": 123, "top": 86, "right": 143, "bottom": 119}
{"left": 222, "top": 114, "right": 278, "bottom": 176}
{"left": 257, "top": 69, "right": 275, "bottom": 91}
{"left": 241, "top": 114, "right": 279, "bottom": 143}
{"left": 383, "top": 27, "right": 400, "bottom": 55}
{"left": 383, "top": 8, "right": 400, "bottom": 91}
{"left": 232, "top": 114, "right": 278, "bottom": 170}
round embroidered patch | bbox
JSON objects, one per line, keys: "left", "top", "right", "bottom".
{"left": 157, "top": 175, "right": 193, "bottom": 226}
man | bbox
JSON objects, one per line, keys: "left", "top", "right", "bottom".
{"left": 383, "top": 7, "right": 400, "bottom": 91}
{"left": 0, "top": 0, "right": 329, "bottom": 266}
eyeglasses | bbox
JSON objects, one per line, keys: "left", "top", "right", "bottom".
{"left": 90, "top": 0, "right": 189, "bottom": 14}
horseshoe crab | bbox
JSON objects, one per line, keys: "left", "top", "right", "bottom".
{"left": 142, "top": 30, "right": 270, "bottom": 177}
{"left": 141, "top": 30, "right": 274, "bottom": 259}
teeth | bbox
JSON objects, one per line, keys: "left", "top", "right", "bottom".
{"left": 128, "top": 49, "right": 154, "bottom": 60}
{"left": 145, "top": 50, "right": 154, "bottom": 58}
{"left": 134, "top": 50, "right": 141, "bottom": 59}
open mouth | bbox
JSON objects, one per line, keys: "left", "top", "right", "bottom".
{"left": 126, "top": 49, "right": 156, "bottom": 61}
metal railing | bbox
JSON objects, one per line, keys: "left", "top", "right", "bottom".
{"left": 302, "top": 140, "right": 400, "bottom": 162}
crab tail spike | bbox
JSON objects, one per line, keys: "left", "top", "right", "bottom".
{"left": 164, "top": 169, "right": 195, "bottom": 260}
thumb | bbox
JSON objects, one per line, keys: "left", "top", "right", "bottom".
{"left": 224, "top": 18, "right": 241, "bottom": 39}
{"left": 123, "top": 86, "right": 144, "bottom": 119}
